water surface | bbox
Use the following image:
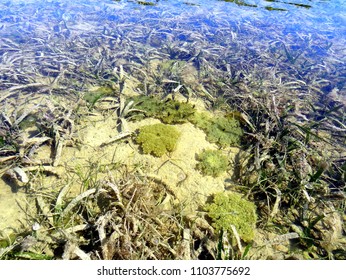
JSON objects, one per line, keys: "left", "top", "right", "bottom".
{"left": 0, "top": 0, "right": 345, "bottom": 98}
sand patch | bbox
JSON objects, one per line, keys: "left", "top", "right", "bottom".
{"left": 77, "top": 114, "right": 239, "bottom": 213}
{"left": 0, "top": 97, "right": 240, "bottom": 234}
{"left": 0, "top": 176, "right": 28, "bottom": 235}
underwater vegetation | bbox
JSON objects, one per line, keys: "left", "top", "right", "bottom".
{"left": 0, "top": 0, "right": 345, "bottom": 260}
{"left": 83, "top": 86, "right": 115, "bottom": 108}
{"left": 0, "top": 97, "right": 77, "bottom": 171}
{"left": 128, "top": 96, "right": 163, "bottom": 119}
{"left": 130, "top": 95, "right": 243, "bottom": 147}
{"left": 160, "top": 100, "right": 196, "bottom": 124}
{"left": 196, "top": 149, "right": 229, "bottom": 177}
{"left": 220, "top": 0, "right": 257, "bottom": 8}
{"left": 191, "top": 113, "right": 243, "bottom": 148}
{"left": 0, "top": 162, "right": 191, "bottom": 260}
{"left": 136, "top": 1, "right": 157, "bottom": 6}
{"left": 205, "top": 192, "right": 257, "bottom": 243}
{"left": 130, "top": 95, "right": 196, "bottom": 124}
{"left": 135, "top": 123, "right": 181, "bottom": 157}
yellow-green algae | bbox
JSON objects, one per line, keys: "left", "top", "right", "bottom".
{"left": 196, "top": 149, "right": 228, "bottom": 177}
{"left": 130, "top": 95, "right": 243, "bottom": 148}
{"left": 130, "top": 95, "right": 196, "bottom": 124}
{"left": 135, "top": 123, "right": 181, "bottom": 157}
{"left": 190, "top": 112, "right": 243, "bottom": 148}
{"left": 205, "top": 192, "right": 257, "bottom": 242}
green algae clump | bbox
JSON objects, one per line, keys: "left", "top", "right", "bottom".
{"left": 130, "top": 95, "right": 162, "bottom": 120}
{"left": 206, "top": 116, "right": 243, "bottom": 147}
{"left": 130, "top": 96, "right": 196, "bottom": 124}
{"left": 196, "top": 149, "right": 228, "bottom": 177}
{"left": 160, "top": 100, "right": 196, "bottom": 124}
{"left": 135, "top": 123, "right": 180, "bottom": 157}
{"left": 205, "top": 192, "right": 257, "bottom": 242}
{"left": 190, "top": 112, "right": 243, "bottom": 148}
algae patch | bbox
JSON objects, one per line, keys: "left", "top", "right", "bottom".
{"left": 205, "top": 192, "right": 257, "bottom": 242}
{"left": 190, "top": 112, "right": 243, "bottom": 148}
{"left": 196, "top": 149, "right": 229, "bottom": 177}
{"left": 135, "top": 123, "right": 181, "bottom": 157}
{"left": 130, "top": 95, "right": 196, "bottom": 124}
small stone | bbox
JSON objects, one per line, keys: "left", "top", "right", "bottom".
{"left": 32, "top": 222, "right": 41, "bottom": 231}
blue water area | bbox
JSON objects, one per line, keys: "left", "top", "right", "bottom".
{"left": 0, "top": 0, "right": 345, "bottom": 97}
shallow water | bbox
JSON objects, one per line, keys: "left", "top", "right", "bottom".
{"left": 0, "top": 0, "right": 345, "bottom": 257}
{"left": 0, "top": 0, "right": 345, "bottom": 87}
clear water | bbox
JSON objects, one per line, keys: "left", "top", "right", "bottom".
{"left": 0, "top": 0, "right": 345, "bottom": 97}
{"left": 0, "top": 0, "right": 345, "bottom": 258}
